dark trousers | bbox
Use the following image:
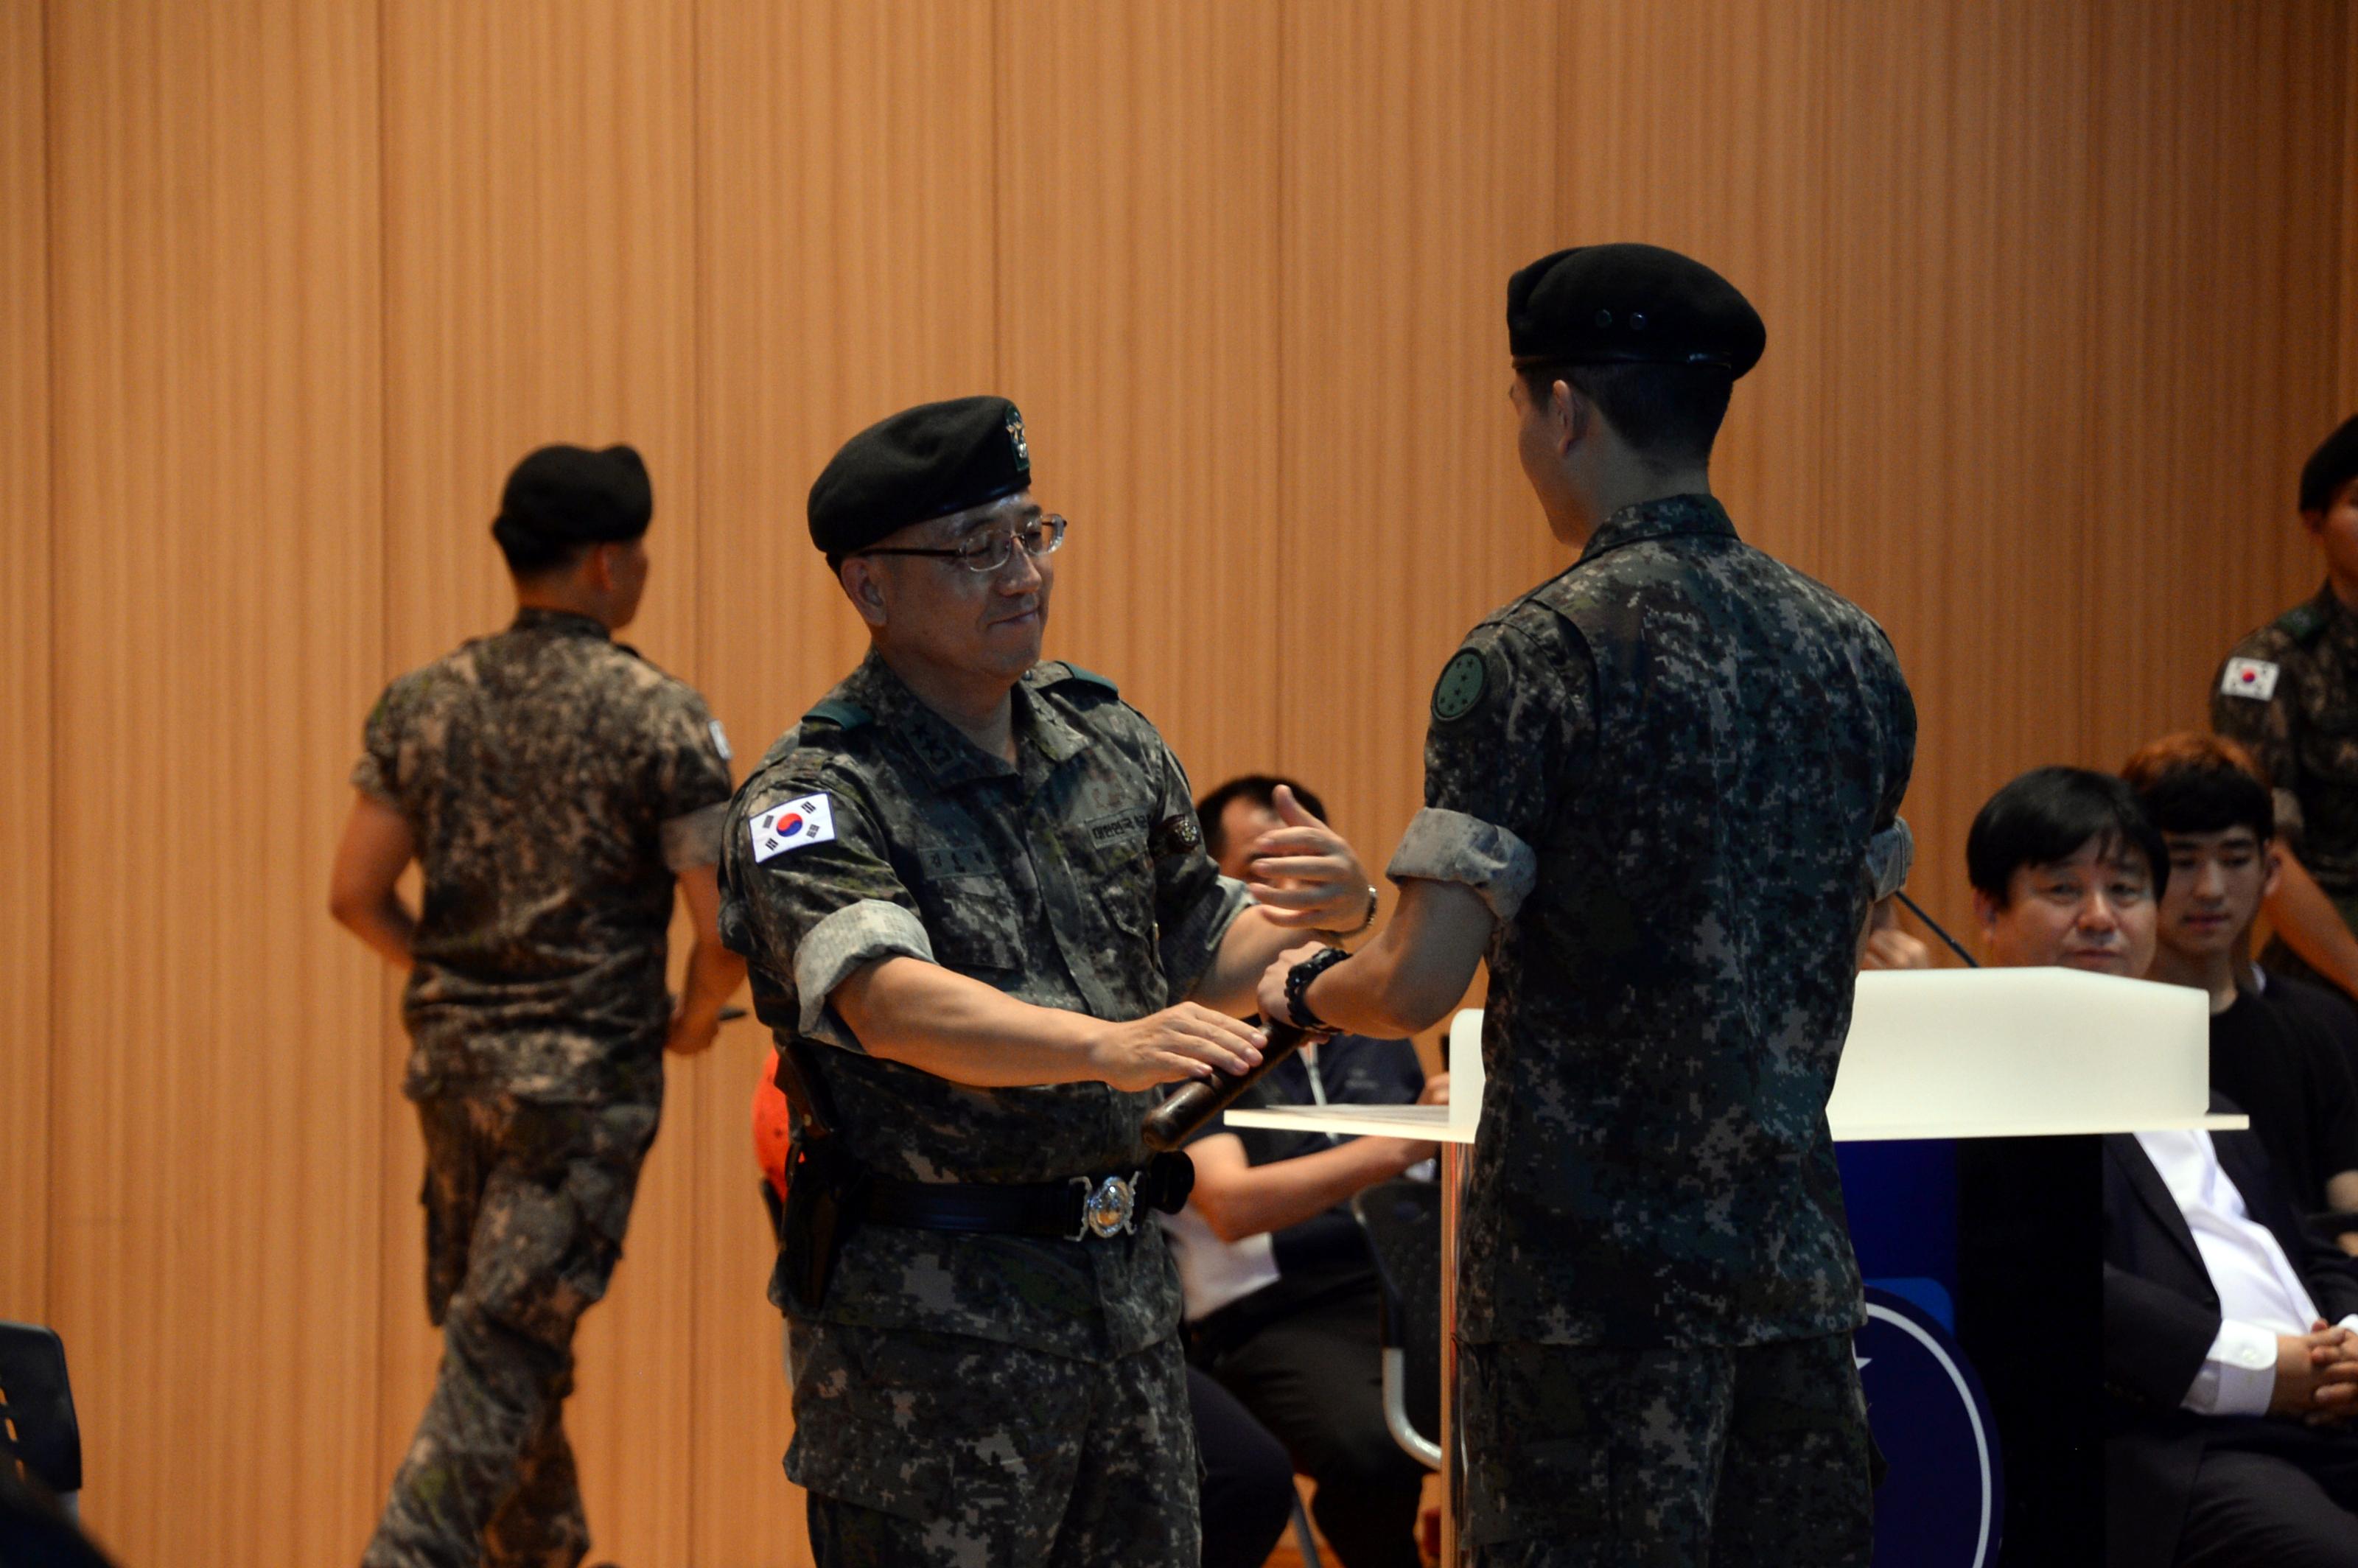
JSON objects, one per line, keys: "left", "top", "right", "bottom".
{"left": 1190, "top": 1365, "right": 1298, "bottom": 1568}
{"left": 1201, "top": 1278, "right": 1427, "bottom": 1568}
{"left": 2175, "top": 1421, "right": 2358, "bottom": 1568}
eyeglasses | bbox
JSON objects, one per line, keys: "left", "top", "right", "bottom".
{"left": 855, "top": 514, "right": 1068, "bottom": 574}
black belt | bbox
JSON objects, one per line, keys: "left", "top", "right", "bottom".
{"left": 858, "top": 1151, "right": 1195, "bottom": 1241}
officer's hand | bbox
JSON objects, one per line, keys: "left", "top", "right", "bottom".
{"left": 1257, "top": 941, "right": 1329, "bottom": 1023}
{"left": 1242, "top": 785, "right": 1372, "bottom": 931}
{"left": 1087, "top": 1004, "right": 1266, "bottom": 1093}
{"left": 2273, "top": 1325, "right": 2358, "bottom": 1421}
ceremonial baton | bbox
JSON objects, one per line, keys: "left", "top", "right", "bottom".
{"left": 1141, "top": 1018, "right": 1326, "bottom": 1152}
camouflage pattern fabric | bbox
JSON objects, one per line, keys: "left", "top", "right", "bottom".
{"left": 2214, "top": 585, "right": 2358, "bottom": 896}
{"left": 718, "top": 650, "right": 1249, "bottom": 1548}
{"left": 792, "top": 1321, "right": 1200, "bottom": 1568}
{"left": 354, "top": 607, "right": 734, "bottom": 1105}
{"left": 1392, "top": 495, "right": 1916, "bottom": 1350}
{"left": 364, "top": 1093, "right": 660, "bottom": 1568}
{"left": 1461, "top": 1332, "right": 1875, "bottom": 1567}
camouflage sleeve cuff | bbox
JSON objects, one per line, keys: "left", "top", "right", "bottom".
{"left": 660, "top": 801, "right": 729, "bottom": 871}
{"left": 1387, "top": 807, "right": 1539, "bottom": 925}
{"left": 1867, "top": 818, "right": 1915, "bottom": 903}
{"left": 1163, "top": 875, "right": 1254, "bottom": 998}
{"left": 349, "top": 755, "right": 399, "bottom": 809}
{"left": 795, "top": 899, "right": 936, "bottom": 1043}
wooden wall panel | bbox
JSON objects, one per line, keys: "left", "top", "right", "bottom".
{"left": 0, "top": 0, "right": 51, "bottom": 1329}
{"left": 377, "top": 5, "right": 702, "bottom": 1564}
{"left": 692, "top": 4, "right": 999, "bottom": 1563}
{"left": 43, "top": 3, "right": 382, "bottom": 1564}
{"left": 1278, "top": 0, "right": 1567, "bottom": 887}
{"left": 997, "top": 0, "right": 1284, "bottom": 791}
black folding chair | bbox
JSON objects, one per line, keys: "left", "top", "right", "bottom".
{"left": 1351, "top": 1178, "right": 1443, "bottom": 1468}
{"left": 0, "top": 1322, "right": 83, "bottom": 1516}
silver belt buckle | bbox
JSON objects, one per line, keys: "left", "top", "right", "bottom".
{"left": 1071, "top": 1172, "right": 1139, "bottom": 1241}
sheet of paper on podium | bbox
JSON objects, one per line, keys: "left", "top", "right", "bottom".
{"left": 1225, "top": 969, "right": 2244, "bottom": 1143}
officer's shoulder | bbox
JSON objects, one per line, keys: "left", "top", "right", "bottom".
{"left": 1024, "top": 660, "right": 1120, "bottom": 701}
{"left": 734, "top": 724, "right": 860, "bottom": 812}
{"left": 2271, "top": 599, "right": 2331, "bottom": 651}
{"left": 1477, "top": 580, "right": 1598, "bottom": 666}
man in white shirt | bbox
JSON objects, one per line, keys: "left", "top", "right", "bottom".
{"left": 1970, "top": 766, "right": 2358, "bottom": 1564}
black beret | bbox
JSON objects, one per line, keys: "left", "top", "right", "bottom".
{"left": 809, "top": 396, "right": 1033, "bottom": 559}
{"left": 1507, "top": 243, "right": 1766, "bottom": 378}
{"left": 496, "top": 444, "right": 653, "bottom": 543}
{"left": 2301, "top": 415, "right": 2358, "bottom": 513}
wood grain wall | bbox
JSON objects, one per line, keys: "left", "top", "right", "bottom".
{"left": 1, "top": 4, "right": 2351, "bottom": 1566}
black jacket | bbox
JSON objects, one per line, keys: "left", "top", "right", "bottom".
{"left": 2102, "top": 1097, "right": 2358, "bottom": 1564}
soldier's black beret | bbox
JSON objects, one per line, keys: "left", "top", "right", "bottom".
{"left": 2301, "top": 414, "right": 2358, "bottom": 514}
{"left": 809, "top": 396, "right": 1033, "bottom": 560}
{"left": 1507, "top": 243, "right": 1765, "bottom": 378}
{"left": 496, "top": 444, "right": 653, "bottom": 542}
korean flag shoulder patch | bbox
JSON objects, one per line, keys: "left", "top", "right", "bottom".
{"left": 751, "top": 792, "right": 838, "bottom": 864}
{"left": 2220, "top": 657, "right": 2282, "bottom": 702}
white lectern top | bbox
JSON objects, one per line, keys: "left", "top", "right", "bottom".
{"left": 1223, "top": 968, "right": 2246, "bottom": 1144}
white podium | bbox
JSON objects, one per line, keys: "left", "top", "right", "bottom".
{"left": 1224, "top": 968, "right": 2239, "bottom": 1564}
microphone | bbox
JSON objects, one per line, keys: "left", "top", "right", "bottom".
{"left": 1141, "top": 1019, "right": 1324, "bottom": 1152}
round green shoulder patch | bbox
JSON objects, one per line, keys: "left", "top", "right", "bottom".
{"left": 1432, "top": 648, "right": 1491, "bottom": 722}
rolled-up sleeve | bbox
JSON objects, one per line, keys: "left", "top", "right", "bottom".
{"left": 794, "top": 899, "right": 935, "bottom": 1039}
{"left": 1866, "top": 817, "right": 1915, "bottom": 903}
{"left": 1402, "top": 618, "right": 1591, "bottom": 926}
{"left": 1388, "top": 808, "right": 1539, "bottom": 925}
{"left": 660, "top": 800, "right": 729, "bottom": 870}
{"left": 725, "top": 767, "right": 923, "bottom": 1052}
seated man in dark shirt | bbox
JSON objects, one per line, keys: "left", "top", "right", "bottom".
{"left": 2124, "top": 733, "right": 2358, "bottom": 1250}
{"left": 1165, "top": 775, "right": 1441, "bottom": 1568}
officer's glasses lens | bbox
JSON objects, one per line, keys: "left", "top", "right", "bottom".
{"left": 956, "top": 515, "right": 1067, "bottom": 573}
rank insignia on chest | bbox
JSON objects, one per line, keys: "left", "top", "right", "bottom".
{"left": 752, "top": 793, "right": 837, "bottom": 863}
{"left": 2220, "top": 657, "right": 2281, "bottom": 702}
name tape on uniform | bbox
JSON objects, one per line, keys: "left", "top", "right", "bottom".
{"left": 2220, "top": 657, "right": 2281, "bottom": 702}
{"left": 752, "top": 793, "right": 836, "bottom": 863}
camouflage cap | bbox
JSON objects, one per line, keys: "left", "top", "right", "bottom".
{"left": 1508, "top": 243, "right": 1765, "bottom": 377}
{"left": 809, "top": 396, "right": 1033, "bottom": 560}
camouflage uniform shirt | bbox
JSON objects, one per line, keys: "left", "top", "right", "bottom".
{"left": 354, "top": 608, "right": 735, "bottom": 1104}
{"left": 1393, "top": 495, "right": 1916, "bottom": 1348}
{"left": 2214, "top": 586, "right": 2358, "bottom": 894}
{"left": 718, "top": 650, "right": 1252, "bottom": 1362}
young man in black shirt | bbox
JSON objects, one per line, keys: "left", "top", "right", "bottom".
{"left": 2125, "top": 732, "right": 2358, "bottom": 1249}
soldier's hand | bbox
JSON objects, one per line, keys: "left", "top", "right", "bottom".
{"left": 1087, "top": 1004, "right": 1265, "bottom": 1093}
{"left": 1242, "top": 785, "right": 1373, "bottom": 931}
{"left": 1257, "top": 941, "right": 1329, "bottom": 1023}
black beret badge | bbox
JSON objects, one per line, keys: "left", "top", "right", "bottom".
{"left": 1432, "top": 648, "right": 1491, "bottom": 722}
{"left": 1007, "top": 404, "right": 1030, "bottom": 469}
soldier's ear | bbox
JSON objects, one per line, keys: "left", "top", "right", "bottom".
{"left": 837, "top": 556, "right": 890, "bottom": 628}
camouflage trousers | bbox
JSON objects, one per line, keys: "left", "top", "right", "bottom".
{"left": 362, "top": 1092, "right": 661, "bottom": 1568}
{"left": 1462, "top": 1332, "right": 1875, "bottom": 1568}
{"left": 788, "top": 1319, "right": 1200, "bottom": 1568}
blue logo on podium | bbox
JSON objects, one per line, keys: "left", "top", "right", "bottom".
{"left": 1856, "top": 1284, "right": 2004, "bottom": 1567}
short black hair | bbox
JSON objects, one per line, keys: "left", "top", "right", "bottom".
{"left": 1195, "top": 774, "right": 1330, "bottom": 861}
{"left": 2120, "top": 732, "right": 2274, "bottom": 844}
{"left": 491, "top": 524, "right": 594, "bottom": 579}
{"left": 1967, "top": 766, "right": 2169, "bottom": 906}
{"left": 1521, "top": 360, "right": 1735, "bottom": 469}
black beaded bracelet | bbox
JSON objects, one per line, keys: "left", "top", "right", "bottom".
{"left": 1284, "top": 944, "right": 1352, "bottom": 1032}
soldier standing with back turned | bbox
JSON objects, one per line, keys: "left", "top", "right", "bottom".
{"left": 1253, "top": 245, "right": 1917, "bottom": 1565}
{"left": 329, "top": 444, "right": 744, "bottom": 1568}
{"left": 721, "top": 397, "right": 1377, "bottom": 1566}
